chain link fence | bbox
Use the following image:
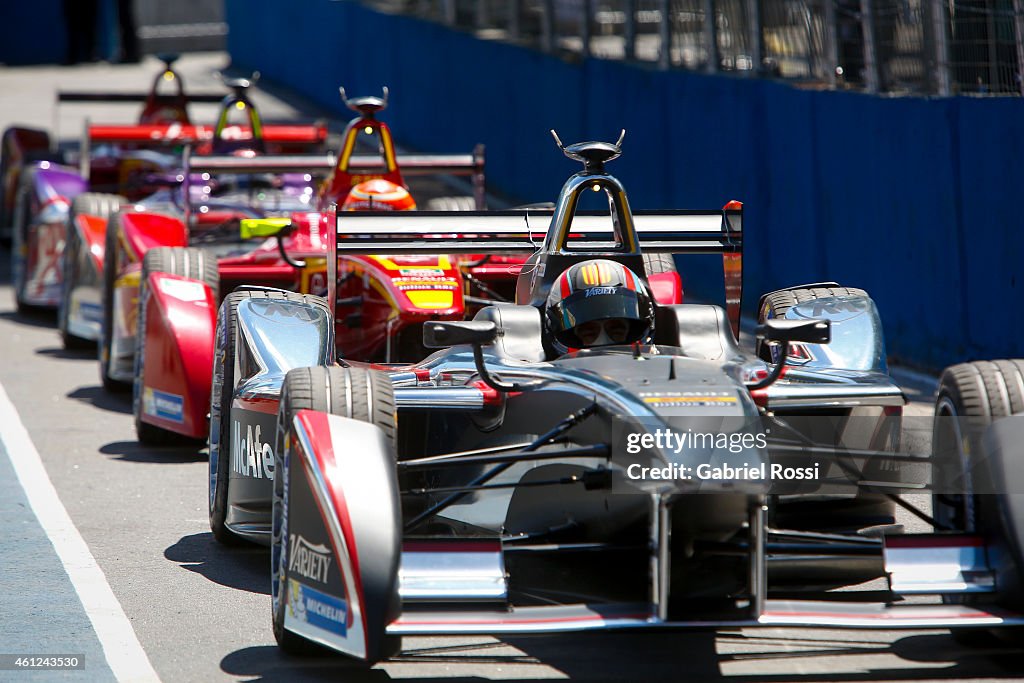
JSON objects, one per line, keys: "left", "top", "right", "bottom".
{"left": 365, "top": 0, "right": 1024, "bottom": 95}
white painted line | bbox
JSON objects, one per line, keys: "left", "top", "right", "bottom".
{"left": 0, "top": 382, "right": 161, "bottom": 683}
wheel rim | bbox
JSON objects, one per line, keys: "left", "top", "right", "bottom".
{"left": 934, "top": 394, "right": 976, "bottom": 532}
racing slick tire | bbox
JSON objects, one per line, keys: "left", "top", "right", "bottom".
{"left": 932, "top": 359, "right": 1024, "bottom": 643}
{"left": 59, "top": 193, "right": 125, "bottom": 349}
{"left": 208, "top": 290, "right": 331, "bottom": 546}
{"left": 271, "top": 365, "right": 399, "bottom": 659}
{"left": 932, "top": 360, "right": 1024, "bottom": 533}
{"left": 425, "top": 196, "right": 478, "bottom": 212}
{"left": 133, "top": 247, "right": 218, "bottom": 446}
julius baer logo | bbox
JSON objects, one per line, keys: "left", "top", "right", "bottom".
{"left": 231, "top": 418, "right": 274, "bottom": 479}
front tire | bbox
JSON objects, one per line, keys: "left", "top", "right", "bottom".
{"left": 932, "top": 360, "right": 1024, "bottom": 533}
{"left": 208, "top": 290, "right": 331, "bottom": 546}
{"left": 59, "top": 193, "right": 124, "bottom": 349}
{"left": 271, "top": 365, "right": 396, "bottom": 656}
{"left": 133, "top": 247, "right": 218, "bottom": 446}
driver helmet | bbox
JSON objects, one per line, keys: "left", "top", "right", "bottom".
{"left": 546, "top": 259, "right": 654, "bottom": 348}
{"left": 341, "top": 179, "right": 416, "bottom": 211}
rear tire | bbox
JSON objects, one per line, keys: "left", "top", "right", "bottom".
{"left": 133, "top": 247, "right": 218, "bottom": 446}
{"left": 271, "top": 366, "right": 395, "bottom": 656}
{"left": 209, "top": 290, "right": 331, "bottom": 546}
{"left": 59, "top": 193, "right": 124, "bottom": 349}
{"left": 642, "top": 253, "right": 677, "bottom": 277}
{"left": 425, "top": 196, "right": 478, "bottom": 212}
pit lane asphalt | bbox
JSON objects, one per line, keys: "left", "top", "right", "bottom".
{"left": 1, "top": 53, "right": 1022, "bottom": 682}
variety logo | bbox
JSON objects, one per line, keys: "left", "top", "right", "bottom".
{"left": 289, "top": 534, "right": 332, "bottom": 584}
{"left": 231, "top": 419, "right": 275, "bottom": 479}
{"left": 143, "top": 388, "right": 184, "bottom": 422}
{"left": 585, "top": 286, "right": 616, "bottom": 298}
{"left": 287, "top": 579, "right": 348, "bottom": 637}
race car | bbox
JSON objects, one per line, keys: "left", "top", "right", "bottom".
{"left": 202, "top": 133, "right": 997, "bottom": 666}
{"left": 120, "top": 88, "right": 514, "bottom": 446}
{"left": 3, "top": 55, "right": 326, "bottom": 325}
{"left": 2, "top": 55, "right": 228, "bottom": 314}
{"left": 60, "top": 73, "right": 329, "bottom": 350}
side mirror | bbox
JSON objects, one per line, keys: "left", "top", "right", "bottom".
{"left": 748, "top": 318, "right": 831, "bottom": 392}
{"left": 756, "top": 318, "right": 831, "bottom": 345}
{"left": 240, "top": 217, "right": 292, "bottom": 240}
{"left": 423, "top": 320, "right": 498, "bottom": 349}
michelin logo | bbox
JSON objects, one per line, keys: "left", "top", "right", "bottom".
{"left": 289, "top": 534, "right": 332, "bottom": 584}
{"left": 288, "top": 578, "right": 348, "bottom": 637}
{"left": 232, "top": 419, "right": 274, "bottom": 479}
{"left": 143, "top": 388, "right": 184, "bottom": 423}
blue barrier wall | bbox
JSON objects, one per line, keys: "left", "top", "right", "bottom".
{"left": 0, "top": 0, "right": 67, "bottom": 65}
{"left": 227, "top": 0, "right": 1024, "bottom": 369}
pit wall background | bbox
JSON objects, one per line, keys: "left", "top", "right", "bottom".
{"left": 226, "top": 0, "right": 1024, "bottom": 369}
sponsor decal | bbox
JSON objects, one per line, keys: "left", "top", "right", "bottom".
{"left": 289, "top": 534, "right": 332, "bottom": 584}
{"left": 143, "top": 388, "right": 184, "bottom": 422}
{"left": 74, "top": 301, "right": 102, "bottom": 324}
{"left": 155, "top": 278, "right": 208, "bottom": 302}
{"left": 232, "top": 418, "right": 275, "bottom": 479}
{"left": 398, "top": 268, "right": 445, "bottom": 277}
{"left": 639, "top": 391, "right": 739, "bottom": 409}
{"left": 287, "top": 578, "right": 348, "bottom": 637}
{"left": 585, "top": 286, "right": 616, "bottom": 298}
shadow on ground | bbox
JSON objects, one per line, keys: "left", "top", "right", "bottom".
{"left": 67, "top": 385, "right": 131, "bottom": 414}
{"left": 100, "top": 439, "right": 205, "bottom": 463}
{"left": 166, "top": 531, "right": 270, "bottom": 595}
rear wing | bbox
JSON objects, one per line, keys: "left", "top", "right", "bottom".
{"left": 185, "top": 152, "right": 483, "bottom": 178}
{"left": 86, "top": 123, "right": 327, "bottom": 145}
{"left": 81, "top": 122, "right": 329, "bottom": 179}
{"left": 332, "top": 209, "right": 742, "bottom": 255}
{"left": 57, "top": 92, "right": 223, "bottom": 104}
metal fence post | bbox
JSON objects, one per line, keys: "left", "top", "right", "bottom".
{"left": 746, "top": 0, "right": 763, "bottom": 73}
{"left": 624, "top": 0, "right": 637, "bottom": 60}
{"left": 542, "top": 0, "right": 556, "bottom": 53}
{"left": 475, "top": 0, "right": 489, "bottom": 30}
{"left": 1015, "top": 0, "right": 1024, "bottom": 96}
{"left": 659, "top": 0, "right": 672, "bottom": 69}
{"left": 859, "top": 0, "right": 879, "bottom": 92}
{"left": 509, "top": 0, "right": 521, "bottom": 41}
{"left": 703, "top": 0, "right": 719, "bottom": 73}
{"left": 929, "top": 0, "right": 952, "bottom": 95}
{"left": 822, "top": 0, "right": 838, "bottom": 86}
{"left": 582, "top": 0, "right": 593, "bottom": 58}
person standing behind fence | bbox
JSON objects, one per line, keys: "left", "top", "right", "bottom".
{"left": 116, "top": 0, "right": 140, "bottom": 63}
{"left": 63, "top": 0, "right": 99, "bottom": 64}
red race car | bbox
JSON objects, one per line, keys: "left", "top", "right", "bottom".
{"left": 61, "top": 71, "right": 328, "bottom": 349}
{"left": 122, "top": 88, "right": 538, "bottom": 446}
{"left": 1, "top": 55, "right": 229, "bottom": 315}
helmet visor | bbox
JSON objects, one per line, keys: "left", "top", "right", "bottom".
{"left": 554, "top": 288, "right": 642, "bottom": 330}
